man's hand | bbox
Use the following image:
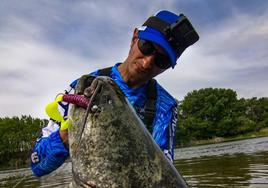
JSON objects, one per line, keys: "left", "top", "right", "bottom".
{"left": 45, "top": 94, "right": 71, "bottom": 147}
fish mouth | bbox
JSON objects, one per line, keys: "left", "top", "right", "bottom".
{"left": 72, "top": 76, "right": 120, "bottom": 157}
{"left": 83, "top": 76, "right": 119, "bottom": 113}
{"left": 83, "top": 79, "right": 102, "bottom": 113}
{"left": 72, "top": 79, "right": 103, "bottom": 157}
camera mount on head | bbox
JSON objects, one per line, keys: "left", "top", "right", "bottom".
{"left": 142, "top": 14, "right": 199, "bottom": 55}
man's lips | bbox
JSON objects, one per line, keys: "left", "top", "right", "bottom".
{"left": 135, "top": 64, "right": 148, "bottom": 74}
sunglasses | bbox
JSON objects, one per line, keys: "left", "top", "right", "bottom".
{"left": 137, "top": 39, "right": 171, "bottom": 69}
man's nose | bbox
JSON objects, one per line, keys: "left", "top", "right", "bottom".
{"left": 141, "top": 55, "right": 154, "bottom": 69}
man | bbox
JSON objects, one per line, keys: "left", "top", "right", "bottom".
{"left": 31, "top": 10, "right": 199, "bottom": 177}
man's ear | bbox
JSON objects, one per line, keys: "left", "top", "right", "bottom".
{"left": 130, "top": 28, "right": 139, "bottom": 48}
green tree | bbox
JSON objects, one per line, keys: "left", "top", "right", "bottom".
{"left": 245, "top": 97, "right": 268, "bottom": 130}
{"left": 0, "top": 116, "right": 48, "bottom": 169}
{"left": 178, "top": 88, "right": 240, "bottom": 140}
{"left": 177, "top": 88, "right": 268, "bottom": 147}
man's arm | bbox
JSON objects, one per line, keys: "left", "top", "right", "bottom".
{"left": 31, "top": 124, "right": 69, "bottom": 176}
{"left": 30, "top": 86, "right": 74, "bottom": 177}
{"left": 30, "top": 72, "right": 100, "bottom": 177}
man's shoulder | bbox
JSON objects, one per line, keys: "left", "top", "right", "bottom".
{"left": 69, "top": 64, "right": 119, "bottom": 89}
{"left": 155, "top": 82, "right": 177, "bottom": 108}
{"left": 69, "top": 70, "right": 99, "bottom": 89}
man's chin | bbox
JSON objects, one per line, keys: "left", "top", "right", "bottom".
{"left": 134, "top": 66, "right": 148, "bottom": 74}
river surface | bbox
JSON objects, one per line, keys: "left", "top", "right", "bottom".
{"left": 1, "top": 136, "right": 268, "bottom": 187}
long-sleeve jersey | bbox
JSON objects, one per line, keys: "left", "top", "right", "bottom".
{"left": 31, "top": 63, "right": 178, "bottom": 177}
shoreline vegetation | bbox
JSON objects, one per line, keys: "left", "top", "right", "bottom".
{"left": 175, "top": 88, "right": 268, "bottom": 148}
{"left": 176, "top": 128, "right": 268, "bottom": 148}
{"left": 0, "top": 88, "right": 267, "bottom": 170}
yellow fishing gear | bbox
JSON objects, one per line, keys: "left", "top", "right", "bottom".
{"left": 60, "top": 119, "right": 70, "bottom": 131}
{"left": 45, "top": 94, "right": 71, "bottom": 131}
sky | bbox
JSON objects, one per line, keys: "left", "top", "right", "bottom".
{"left": 1, "top": 0, "right": 268, "bottom": 118}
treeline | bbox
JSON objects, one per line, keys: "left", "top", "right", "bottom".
{"left": 0, "top": 88, "right": 268, "bottom": 169}
{"left": 0, "top": 116, "right": 47, "bottom": 169}
{"left": 176, "top": 88, "right": 268, "bottom": 146}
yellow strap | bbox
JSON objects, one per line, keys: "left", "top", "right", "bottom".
{"left": 45, "top": 94, "right": 64, "bottom": 122}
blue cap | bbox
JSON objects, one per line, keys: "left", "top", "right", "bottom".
{"left": 138, "top": 10, "right": 189, "bottom": 68}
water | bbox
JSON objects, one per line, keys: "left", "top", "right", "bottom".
{"left": 1, "top": 137, "right": 268, "bottom": 187}
{"left": 173, "top": 136, "right": 268, "bottom": 187}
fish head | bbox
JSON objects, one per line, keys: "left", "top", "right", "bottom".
{"left": 82, "top": 76, "right": 127, "bottom": 113}
{"left": 68, "top": 75, "right": 129, "bottom": 140}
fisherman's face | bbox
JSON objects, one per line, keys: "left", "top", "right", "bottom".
{"left": 123, "top": 29, "right": 170, "bottom": 86}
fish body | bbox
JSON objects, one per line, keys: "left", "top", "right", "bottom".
{"left": 68, "top": 76, "right": 188, "bottom": 188}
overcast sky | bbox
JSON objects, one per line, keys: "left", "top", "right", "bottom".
{"left": 1, "top": 0, "right": 268, "bottom": 118}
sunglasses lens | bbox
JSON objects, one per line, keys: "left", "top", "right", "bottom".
{"left": 155, "top": 55, "right": 171, "bottom": 69}
{"left": 138, "top": 39, "right": 155, "bottom": 55}
{"left": 138, "top": 39, "right": 171, "bottom": 69}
